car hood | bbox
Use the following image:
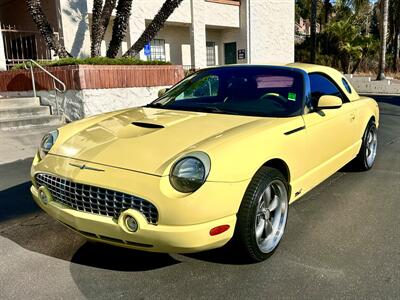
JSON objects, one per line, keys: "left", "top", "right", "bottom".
{"left": 52, "top": 107, "right": 274, "bottom": 176}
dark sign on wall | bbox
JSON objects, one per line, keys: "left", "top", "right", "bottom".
{"left": 238, "top": 49, "right": 246, "bottom": 60}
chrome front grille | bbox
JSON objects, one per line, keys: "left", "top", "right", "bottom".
{"left": 35, "top": 173, "right": 158, "bottom": 224}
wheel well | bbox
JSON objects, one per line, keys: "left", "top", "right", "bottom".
{"left": 263, "top": 159, "right": 290, "bottom": 183}
{"left": 370, "top": 115, "right": 375, "bottom": 123}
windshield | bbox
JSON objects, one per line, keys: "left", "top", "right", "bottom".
{"left": 148, "top": 66, "right": 305, "bottom": 117}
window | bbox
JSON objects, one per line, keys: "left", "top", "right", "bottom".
{"left": 342, "top": 78, "right": 352, "bottom": 94}
{"left": 148, "top": 39, "right": 166, "bottom": 61}
{"left": 206, "top": 42, "right": 216, "bottom": 66}
{"left": 309, "top": 73, "right": 343, "bottom": 108}
{"left": 175, "top": 75, "right": 219, "bottom": 100}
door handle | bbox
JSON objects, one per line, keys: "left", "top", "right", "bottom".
{"left": 350, "top": 112, "right": 356, "bottom": 121}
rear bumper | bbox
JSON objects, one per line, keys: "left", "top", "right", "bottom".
{"left": 31, "top": 185, "right": 236, "bottom": 253}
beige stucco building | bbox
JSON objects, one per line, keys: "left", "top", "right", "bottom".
{"left": 0, "top": 0, "right": 294, "bottom": 70}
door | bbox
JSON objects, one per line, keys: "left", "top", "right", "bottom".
{"left": 301, "top": 73, "right": 357, "bottom": 186}
{"left": 224, "top": 42, "right": 237, "bottom": 65}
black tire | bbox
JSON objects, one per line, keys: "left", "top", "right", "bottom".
{"left": 234, "top": 166, "right": 289, "bottom": 262}
{"left": 351, "top": 120, "right": 378, "bottom": 171}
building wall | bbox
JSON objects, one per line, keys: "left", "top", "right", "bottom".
{"left": 206, "top": 29, "right": 222, "bottom": 66}
{"left": 153, "top": 25, "right": 191, "bottom": 66}
{"left": 249, "top": 0, "right": 294, "bottom": 64}
{"left": 59, "top": 0, "right": 91, "bottom": 57}
{"left": 0, "top": 0, "right": 294, "bottom": 68}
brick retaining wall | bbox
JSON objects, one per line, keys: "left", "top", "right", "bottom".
{"left": 0, "top": 65, "right": 184, "bottom": 92}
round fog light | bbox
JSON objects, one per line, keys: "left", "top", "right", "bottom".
{"left": 125, "top": 216, "right": 138, "bottom": 232}
{"left": 39, "top": 189, "right": 49, "bottom": 205}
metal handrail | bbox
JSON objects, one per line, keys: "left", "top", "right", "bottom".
{"left": 24, "top": 59, "right": 67, "bottom": 117}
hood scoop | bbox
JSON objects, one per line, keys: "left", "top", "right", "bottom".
{"left": 132, "top": 122, "right": 165, "bottom": 129}
{"left": 116, "top": 121, "right": 164, "bottom": 138}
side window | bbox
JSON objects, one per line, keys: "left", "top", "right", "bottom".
{"left": 342, "top": 78, "right": 352, "bottom": 94}
{"left": 309, "top": 73, "right": 343, "bottom": 108}
{"left": 175, "top": 75, "right": 219, "bottom": 100}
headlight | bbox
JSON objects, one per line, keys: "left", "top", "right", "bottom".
{"left": 39, "top": 130, "right": 58, "bottom": 160}
{"left": 169, "top": 152, "right": 211, "bottom": 193}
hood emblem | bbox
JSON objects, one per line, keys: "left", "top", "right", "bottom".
{"left": 69, "top": 163, "right": 105, "bottom": 172}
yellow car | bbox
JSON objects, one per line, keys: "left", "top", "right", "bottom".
{"left": 31, "top": 63, "right": 379, "bottom": 262}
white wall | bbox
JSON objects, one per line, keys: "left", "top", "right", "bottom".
{"left": 0, "top": 86, "right": 168, "bottom": 120}
{"left": 59, "top": 0, "right": 91, "bottom": 57}
{"left": 204, "top": 1, "right": 240, "bottom": 28}
{"left": 249, "top": 0, "right": 295, "bottom": 64}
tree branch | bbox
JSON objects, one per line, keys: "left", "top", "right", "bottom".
{"left": 123, "top": 0, "right": 184, "bottom": 57}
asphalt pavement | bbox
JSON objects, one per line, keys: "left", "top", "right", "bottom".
{"left": 0, "top": 95, "right": 399, "bottom": 299}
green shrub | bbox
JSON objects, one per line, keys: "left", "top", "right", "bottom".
{"left": 11, "top": 57, "right": 171, "bottom": 70}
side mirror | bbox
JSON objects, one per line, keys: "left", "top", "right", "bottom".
{"left": 317, "top": 95, "right": 342, "bottom": 109}
{"left": 158, "top": 88, "right": 169, "bottom": 98}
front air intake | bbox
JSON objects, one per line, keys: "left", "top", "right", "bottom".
{"left": 35, "top": 173, "right": 158, "bottom": 224}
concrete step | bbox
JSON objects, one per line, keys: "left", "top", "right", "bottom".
{"left": 0, "top": 106, "right": 51, "bottom": 119}
{"left": 0, "top": 97, "right": 40, "bottom": 108}
{"left": 0, "top": 115, "right": 62, "bottom": 130}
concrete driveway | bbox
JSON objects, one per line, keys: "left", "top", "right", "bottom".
{"left": 0, "top": 95, "right": 399, "bottom": 299}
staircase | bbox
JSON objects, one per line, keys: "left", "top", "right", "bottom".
{"left": 0, "top": 96, "right": 62, "bottom": 130}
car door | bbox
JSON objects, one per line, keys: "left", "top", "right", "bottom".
{"left": 301, "top": 73, "right": 357, "bottom": 183}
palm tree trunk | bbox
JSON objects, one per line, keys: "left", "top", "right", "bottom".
{"left": 393, "top": 28, "right": 400, "bottom": 72}
{"left": 377, "top": 0, "right": 389, "bottom": 80}
{"left": 324, "top": 0, "right": 330, "bottom": 25}
{"left": 310, "top": 0, "right": 317, "bottom": 64}
{"left": 106, "top": 0, "right": 133, "bottom": 58}
{"left": 91, "top": 0, "right": 103, "bottom": 57}
{"left": 90, "top": 0, "right": 117, "bottom": 57}
{"left": 351, "top": 58, "right": 362, "bottom": 74}
{"left": 123, "top": 0, "right": 184, "bottom": 57}
{"left": 26, "top": 0, "right": 71, "bottom": 58}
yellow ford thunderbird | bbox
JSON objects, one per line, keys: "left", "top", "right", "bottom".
{"left": 31, "top": 64, "right": 379, "bottom": 261}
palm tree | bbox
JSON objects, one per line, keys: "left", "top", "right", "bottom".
{"left": 90, "top": 0, "right": 117, "bottom": 57}
{"left": 389, "top": 0, "right": 400, "bottom": 71}
{"left": 324, "top": 0, "right": 330, "bottom": 25}
{"left": 26, "top": 0, "right": 71, "bottom": 58}
{"left": 310, "top": 0, "right": 317, "bottom": 63}
{"left": 123, "top": 0, "right": 184, "bottom": 57}
{"left": 377, "top": 0, "right": 389, "bottom": 80}
{"left": 106, "top": 0, "right": 133, "bottom": 58}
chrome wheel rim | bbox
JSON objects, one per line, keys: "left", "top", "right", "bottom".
{"left": 366, "top": 126, "right": 377, "bottom": 167}
{"left": 255, "top": 180, "right": 288, "bottom": 253}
